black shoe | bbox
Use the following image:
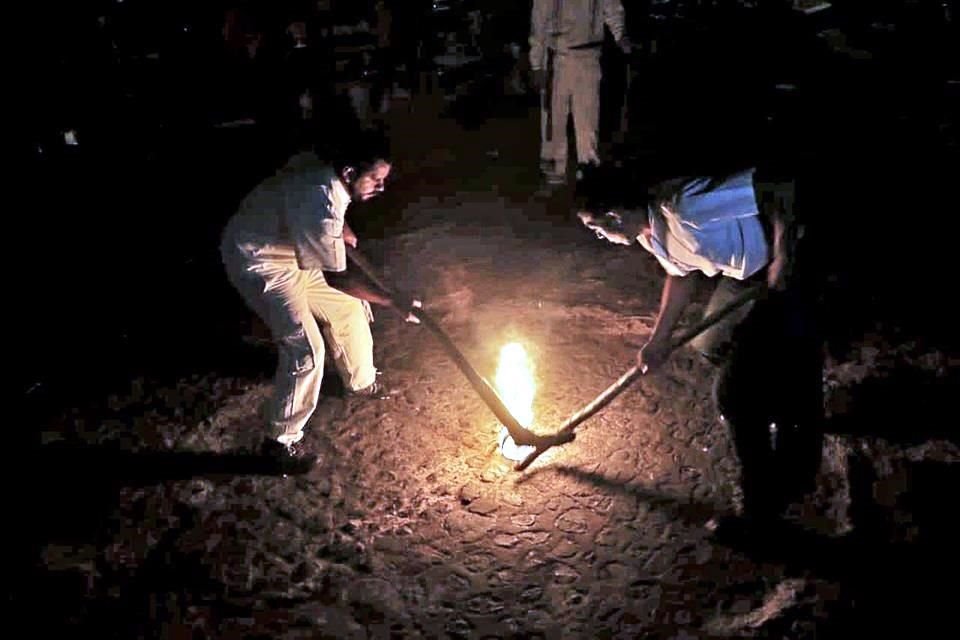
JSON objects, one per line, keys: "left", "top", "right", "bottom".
{"left": 259, "top": 438, "right": 319, "bottom": 475}
{"left": 706, "top": 512, "right": 791, "bottom": 545}
{"left": 346, "top": 380, "right": 388, "bottom": 399}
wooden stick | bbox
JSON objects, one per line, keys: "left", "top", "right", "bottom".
{"left": 346, "top": 247, "right": 552, "bottom": 448}
{"left": 514, "top": 285, "right": 763, "bottom": 471}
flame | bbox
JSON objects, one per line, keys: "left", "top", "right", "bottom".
{"left": 495, "top": 342, "right": 537, "bottom": 461}
{"left": 495, "top": 343, "right": 535, "bottom": 427}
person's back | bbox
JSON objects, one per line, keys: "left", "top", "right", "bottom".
{"left": 223, "top": 151, "right": 332, "bottom": 257}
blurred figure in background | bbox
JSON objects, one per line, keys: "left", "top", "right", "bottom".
{"left": 370, "top": 0, "right": 395, "bottom": 114}
{"left": 529, "top": 0, "right": 630, "bottom": 187}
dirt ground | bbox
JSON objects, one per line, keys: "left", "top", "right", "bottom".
{"left": 22, "top": 90, "right": 958, "bottom": 639}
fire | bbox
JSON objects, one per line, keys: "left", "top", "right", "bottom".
{"left": 495, "top": 343, "right": 535, "bottom": 427}
{"left": 495, "top": 342, "right": 537, "bottom": 461}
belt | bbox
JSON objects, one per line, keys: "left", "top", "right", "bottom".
{"left": 567, "top": 41, "right": 603, "bottom": 50}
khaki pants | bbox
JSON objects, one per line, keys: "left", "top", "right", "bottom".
{"left": 223, "top": 244, "right": 376, "bottom": 444}
{"left": 540, "top": 48, "right": 602, "bottom": 180}
{"left": 689, "top": 276, "right": 763, "bottom": 362}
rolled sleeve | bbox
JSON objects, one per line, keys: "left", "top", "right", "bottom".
{"left": 529, "top": 0, "right": 549, "bottom": 69}
{"left": 603, "top": 0, "right": 626, "bottom": 43}
{"left": 638, "top": 229, "right": 693, "bottom": 278}
{"left": 653, "top": 254, "right": 690, "bottom": 278}
{"left": 285, "top": 185, "right": 347, "bottom": 272}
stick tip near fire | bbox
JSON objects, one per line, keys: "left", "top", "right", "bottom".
{"left": 497, "top": 425, "right": 538, "bottom": 461}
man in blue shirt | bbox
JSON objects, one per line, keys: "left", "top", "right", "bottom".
{"left": 577, "top": 166, "right": 822, "bottom": 533}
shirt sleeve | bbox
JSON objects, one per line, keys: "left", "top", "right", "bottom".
{"left": 529, "top": 0, "right": 549, "bottom": 70}
{"left": 603, "top": 0, "right": 626, "bottom": 43}
{"left": 637, "top": 232, "right": 692, "bottom": 277}
{"left": 653, "top": 253, "right": 690, "bottom": 277}
{"left": 285, "top": 183, "right": 346, "bottom": 272}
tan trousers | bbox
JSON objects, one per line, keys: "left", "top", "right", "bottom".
{"left": 223, "top": 245, "right": 377, "bottom": 444}
{"left": 540, "top": 49, "right": 602, "bottom": 179}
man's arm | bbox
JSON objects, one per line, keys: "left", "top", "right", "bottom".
{"left": 638, "top": 274, "right": 699, "bottom": 371}
{"left": 342, "top": 222, "right": 358, "bottom": 248}
{"left": 767, "top": 215, "right": 788, "bottom": 290}
{"left": 603, "top": 0, "right": 628, "bottom": 50}
{"left": 323, "top": 268, "right": 395, "bottom": 307}
{"left": 766, "top": 203, "right": 802, "bottom": 291}
{"left": 761, "top": 181, "right": 798, "bottom": 291}
{"left": 528, "top": 0, "right": 549, "bottom": 72}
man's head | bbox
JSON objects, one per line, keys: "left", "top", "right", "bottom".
{"left": 341, "top": 160, "right": 391, "bottom": 201}
{"left": 577, "top": 209, "right": 647, "bottom": 246}
{"left": 574, "top": 164, "right": 649, "bottom": 246}
{"left": 330, "top": 127, "right": 392, "bottom": 201}
{"left": 577, "top": 166, "right": 648, "bottom": 246}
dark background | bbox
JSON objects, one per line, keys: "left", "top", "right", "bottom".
{"left": 18, "top": 0, "right": 959, "bottom": 423}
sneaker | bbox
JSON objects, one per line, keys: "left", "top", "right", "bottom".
{"left": 706, "top": 512, "right": 788, "bottom": 546}
{"left": 259, "top": 437, "right": 319, "bottom": 475}
{"left": 346, "top": 380, "right": 387, "bottom": 399}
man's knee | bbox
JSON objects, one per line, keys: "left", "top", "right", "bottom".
{"left": 691, "top": 328, "right": 732, "bottom": 365}
{"left": 279, "top": 326, "right": 319, "bottom": 377}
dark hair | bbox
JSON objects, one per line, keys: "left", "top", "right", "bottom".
{"left": 575, "top": 163, "right": 651, "bottom": 213}
{"left": 327, "top": 126, "right": 391, "bottom": 176}
{"left": 296, "top": 93, "right": 391, "bottom": 174}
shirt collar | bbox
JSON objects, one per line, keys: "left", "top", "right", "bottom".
{"left": 330, "top": 174, "right": 352, "bottom": 212}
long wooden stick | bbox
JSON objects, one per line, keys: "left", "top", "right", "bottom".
{"left": 346, "top": 247, "right": 553, "bottom": 447}
{"left": 514, "top": 285, "right": 763, "bottom": 471}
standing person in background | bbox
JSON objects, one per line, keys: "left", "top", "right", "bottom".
{"left": 387, "top": 0, "right": 432, "bottom": 99}
{"left": 371, "top": 0, "right": 395, "bottom": 114}
{"left": 529, "top": 0, "right": 630, "bottom": 187}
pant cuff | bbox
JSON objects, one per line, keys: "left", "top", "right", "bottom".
{"left": 275, "top": 430, "right": 305, "bottom": 446}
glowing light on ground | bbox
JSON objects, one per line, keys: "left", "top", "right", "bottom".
{"left": 494, "top": 342, "right": 537, "bottom": 461}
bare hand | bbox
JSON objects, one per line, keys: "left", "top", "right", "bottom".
{"left": 766, "top": 217, "right": 792, "bottom": 291}
{"left": 392, "top": 296, "right": 423, "bottom": 324}
{"left": 618, "top": 36, "right": 633, "bottom": 55}
{"left": 405, "top": 299, "right": 423, "bottom": 324}
{"left": 343, "top": 224, "right": 358, "bottom": 249}
{"left": 637, "top": 339, "right": 670, "bottom": 374}
{"left": 766, "top": 254, "right": 788, "bottom": 291}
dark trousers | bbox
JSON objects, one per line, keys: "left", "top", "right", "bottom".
{"left": 713, "top": 221, "right": 823, "bottom": 521}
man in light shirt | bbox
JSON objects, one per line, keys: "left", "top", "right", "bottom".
{"left": 529, "top": 0, "right": 630, "bottom": 186}
{"left": 221, "top": 130, "right": 419, "bottom": 469}
{"left": 578, "top": 166, "right": 823, "bottom": 533}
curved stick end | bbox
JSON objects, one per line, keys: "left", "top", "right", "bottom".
{"left": 514, "top": 448, "right": 544, "bottom": 471}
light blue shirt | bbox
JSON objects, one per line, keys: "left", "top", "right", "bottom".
{"left": 637, "top": 169, "right": 769, "bottom": 280}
